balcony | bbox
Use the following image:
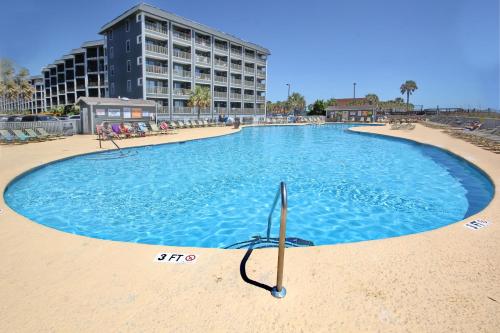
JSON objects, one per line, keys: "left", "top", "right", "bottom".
{"left": 173, "top": 106, "right": 192, "bottom": 113}
{"left": 245, "top": 53, "right": 255, "bottom": 59}
{"left": 256, "top": 96, "right": 265, "bottom": 102}
{"left": 147, "top": 86, "right": 169, "bottom": 95}
{"left": 244, "top": 94, "right": 254, "bottom": 101}
{"left": 231, "top": 49, "right": 242, "bottom": 57}
{"left": 214, "top": 44, "right": 228, "bottom": 53}
{"left": 244, "top": 80, "right": 254, "bottom": 87}
{"left": 256, "top": 56, "right": 267, "bottom": 64}
{"left": 242, "top": 108, "right": 256, "bottom": 114}
{"left": 214, "top": 107, "right": 227, "bottom": 114}
{"left": 157, "top": 106, "right": 169, "bottom": 113}
{"left": 213, "top": 91, "right": 227, "bottom": 99}
{"left": 145, "top": 22, "right": 168, "bottom": 35}
{"left": 230, "top": 63, "right": 242, "bottom": 71}
{"left": 173, "top": 49, "right": 191, "bottom": 61}
{"left": 173, "top": 70, "right": 191, "bottom": 79}
{"left": 256, "top": 70, "right": 266, "bottom": 77}
{"left": 146, "top": 65, "right": 168, "bottom": 75}
{"left": 244, "top": 67, "right": 255, "bottom": 74}
{"left": 88, "top": 81, "right": 99, "bottom": 87}
{"left": 256, "top": 108, "right": 266, "bottom": 115}
{"left": 256, "top": 83, "right": 266, "bottom": 90}
{"left": 195, "top": 37, "right": 211, "bottom": 49}
{"left": 230, "top": 93, "right": 241, "bottom": 99}
{"left": 146, "top": 43, "right": 168, "bottom": 56}
{"left": 76, "top": 85, "right": 86, "bottom": 90}
{"left": 214, "top": 59, "right": 227, "bottom": 68}
{"left": 213, "top": 75, "right": 226, "bottom": 84}
{"left": 172, "top": 88, "right": 191, "bottom": 96}
{"left": 195, "top": 55, "right": 210, "bottom": 65}
{"left": 195, "top": 72, "right": 211, "bottom": 81}
{"left": 173, "top": 31, "right": 191, "bottom": 42}
{"left": 231, "top": 78, "right": 242, "bottom": 86}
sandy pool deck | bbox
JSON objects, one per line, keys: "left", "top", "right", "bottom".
{"left": 0, "top": 124, "right": 498, "bottom": 332}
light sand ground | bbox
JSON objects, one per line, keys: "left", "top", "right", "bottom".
{"left": 0, "top": 124, "right": 498, "bottom": 332}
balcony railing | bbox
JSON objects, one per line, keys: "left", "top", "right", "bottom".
{"left": 245, "top": 53, "right": 255, "bottom": 59}
{"left": 213, "top": 91, "right": 227, "bottom": 98}
{"left": 195, "top": 73, "right": 211, "bottom": 81}
{"left": 230, "top": 93, "right": 241, "bottom": 99}
{"left": 76, "top": 85, "right": 86, "bottom": 90}
{"left": 146, "top": 43, "right": 168, "bottom": 55}
{"left": 245, "top": 67, "right": 255, "bottom": 74}
{"left": 214, "top": 44, "right": 228, "bottom": 52}
{"left": 256, "top": 108, "right": 266, "bottom": 114}
{"left": 195, "top": 38, "right": 211, "bottom": 48}
{"left": 256, "top": 83, "right": 266, "bottom": 90}
{"left": 173, "top": 70, "right": 191, "bottom": 78}
{"left": 214, "top": 59, "right": 227, "bottom": 68}
{"left": 244, "top": 94, "right": 254, "bottom": 101}
{"left": 173, "top": 31, "right": 191, "bottom": 42}
{"left": 88, "top": 81, "right": 99, "bottom": 87}
{"left": 173, "top": 49, "right": 191, "bottom": 60}
{"left": 172, "top": 88, "right": 191, "bottom": 96}
{"left": 157, "top": 106, "right": 169, "bottom": 113}
{"left": 256, "top": 96, "right": 265, "bottom": 102}
{"left": 231, "top": 49, "right": 242, "bottom": 57}
{"left": 195, "top": 55, "right": 210, "bottom": 65}
{"left": 214, "top": 75, "right": 227, "bottom": 83}
{"left": 244, "top": 80, "right": 254, "bottom": 87}
{"left": 145, "top": 22, "right": 168, "bottom": 35}
{"left": 230, "top": 63, "right": 242, "bottom": 71}
{"left": 214, "top": 107, "right": 227, "bottom": 113}
{"left": 257, "top": 70, "right": 266, "bottom": 77}
{"left": 146, "top": 65, "right": 168, "bottom": 75}
{"left": 231, "top": 78, "right": 242, "bottom": 85}
{"left": 147, "top": 86, "right": 169, "bottom": 95}
{"left": 173, "top": 106, "right": 192, "bottom": 113}
{"left": 256, "top": 57, "right": 267, "bottom": 63}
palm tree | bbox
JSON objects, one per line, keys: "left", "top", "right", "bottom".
{"left": 188, "top": 85, "right": 211, "bottom": 119}
{"left": 365, "top": 94, "right": 379, "bottom": 107}
{"left": 287, "top": 92, "right": 306, "bottom": 114}
{"left": 400, "top": 80, "right": 418, "bottom": 111}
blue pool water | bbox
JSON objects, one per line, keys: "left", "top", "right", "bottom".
{"left": 4, "top": 124, "right": 494, "bottom": 248}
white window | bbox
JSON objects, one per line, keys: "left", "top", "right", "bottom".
{"left": 110, "top": 65, "right": 114, "bottom": 76}
{"left": 136, "top": 13, "right": 142, "bottom": 22}
{"left": 137, "top": 78, "right": 143, "bottom": 86}
{"left": 127, "top": 80, "right": 132, "bottom": 92}
{"left": 137, "top": 56, "right": 142, "bottom": 65}
{"left": 137, "top": 35, "right": 142, "bottom": 44}
{"left": 109, "top": 47, "right": 114, "bottom": 59}
{"left": 109, "top": 30, "right": 113, "bottom": 40}
{"left": 127, "top": 60, "right": 131, "bottom": 72}
{"left": 110, "top": 82, "right": 115, "bottom": 95}
{"left": 126, "top": 40, "right": 130, "bottom": 53}
{"left": 125, "top": 20, "right": 130, "bottom": 32}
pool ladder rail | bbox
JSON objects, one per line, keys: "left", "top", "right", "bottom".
{"left": 270, "top": 181, "right": 288, "bottom": 299}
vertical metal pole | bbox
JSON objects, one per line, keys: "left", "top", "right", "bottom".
{"left": 272, "top": 181, "right": 287, "bottom": 298}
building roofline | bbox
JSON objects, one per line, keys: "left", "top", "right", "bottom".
{"left": 98, "top": 3, "right": 270, "bottom": 54}
{"left": 80, "top": 39, "right": 105, "bottom": 48}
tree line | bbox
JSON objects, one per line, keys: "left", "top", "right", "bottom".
{"left": 0, "top": 58, "right": 35, "bottom": 111}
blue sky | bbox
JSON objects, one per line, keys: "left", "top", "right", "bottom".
{"left": 0, "top": 0, "right": 498, "bottom": 109}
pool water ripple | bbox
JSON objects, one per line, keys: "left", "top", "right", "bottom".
{"left": 4, "top": 124, "right": 494, "bottom": 248}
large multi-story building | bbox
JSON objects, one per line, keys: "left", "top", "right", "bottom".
{"left": 1, "top": 3, "right": 269, "bottom": 119}
{"left": 42, "top": 40, "right": 107, "bottom": 110}
{"left": 100, "top": 3, "right": 270, "bottom": 119}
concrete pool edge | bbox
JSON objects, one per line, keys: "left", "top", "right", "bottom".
{"left": 0, "top": 124, "right": 499, "bottom": 332}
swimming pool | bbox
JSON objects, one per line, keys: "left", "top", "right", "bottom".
{"left": 4, "top": 124, "right": 494, "bottom": 248}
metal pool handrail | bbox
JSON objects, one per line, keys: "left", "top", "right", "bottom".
{"left": 268, "top": 181, "right": 288, "bottom": 299}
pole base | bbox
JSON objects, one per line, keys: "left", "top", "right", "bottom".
{"left": 271, "top": 286, "right": 287, "bottom": 298}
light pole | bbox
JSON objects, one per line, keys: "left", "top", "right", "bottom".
{"left": 286, "top": 83, "right": 290, "bottom": 115}
{"left": 353, "top": 82, "right": 356, "bottom": 99}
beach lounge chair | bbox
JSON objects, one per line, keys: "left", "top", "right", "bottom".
{"left": 24, "top": 128, "right": 47, "bottom": 141}
{"left": 111, "top": 124, "right": 126, "bottom": 138}
{"left": 36, "top": 127, "right": 60, "bottom": 139}
{"left": 167, "top": 121, "right": 178, "bottom": 130}
{"left": 0, "top": 129, "right": 27, "bottom": 144}
{"left": 137, "top": 122, "right": 152, "bottom": 135}
{"left": 177, "top": 120, "right": 187, "bottom": 128}
{"left": 12, "top": 129, "right": 33, "bottom": 142}
{"left": 149, "top": 122, "right": 163, "bottom": 135}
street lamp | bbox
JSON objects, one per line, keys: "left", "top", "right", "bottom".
{"left": 353, "top": 82, "right": 356, "bottom": 99}
{"left": 286, "top": 83, "right": 290, "bottom": 115}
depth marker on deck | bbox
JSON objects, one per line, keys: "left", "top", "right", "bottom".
{"left": 155, "top": 253, "right": 197, "bottom": 264}
{"left": 464, "top": 219, "right": 490, "bottom": 230}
